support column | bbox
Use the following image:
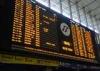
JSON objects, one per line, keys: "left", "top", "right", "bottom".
{"left": 68, "top": 0, "right": 72, "bottom": 19}
{"left": 83, "top": 7, "right": 88, "bottom": 27}
{"left": 60, "top": 0, "right": 62, "bottom": 13}
{"left": 76, "top": 2, "right": 81, "bottom": 23}
{"left": 48, "top": 0, "right": 50, "bottom": 8}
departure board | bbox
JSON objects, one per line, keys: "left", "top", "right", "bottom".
{"left": 11, "top": 0, "right": 97, "bottom": 63}
{"left": 71, "top": 22, "right": 95, "bottom": 59}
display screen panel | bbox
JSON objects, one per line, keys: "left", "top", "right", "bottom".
{"left": 11, "top": 0, "right": 97, "bottom": 63}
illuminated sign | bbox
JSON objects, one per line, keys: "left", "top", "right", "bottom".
{"left": 11, "top": 0, "right": 96, "bottom": 62}
{"left": 60, "top": 23, "right": 70, "bottom": 36}
{"left": 70, "top": 23, "right": 95, "bottom": 59}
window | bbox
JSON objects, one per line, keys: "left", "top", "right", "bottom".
{"left": 50, "top": 0, "right": 61, "bottom": 13}
{"left": 62, "top": 0, "right": 70, "bottom": 18}
{"left": 86, "top": 14, "right": 93, "bottom": 30}
{"left": 36, "top": 0, "right": 49, "bottom": 7}
{"left": 71, "top": 3, "right": 79, "bottom": 23}
{"left": 79, "top": 9, "right": 87, "bottom": 26}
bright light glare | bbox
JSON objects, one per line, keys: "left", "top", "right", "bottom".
{"left": 95, "top": 30, "right": 99, "bottom": 33}
{"left": 36, "top": 0, "right": 49, "bottom": 7}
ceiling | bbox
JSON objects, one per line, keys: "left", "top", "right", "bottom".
{"left": 36, "top": 0, "right": 100, "bottom": 33}
{"left": 70, "top": 0, "right": 100, "bottom": 21}
{"left": 36, "top": 0, "right": 100, "bottom": 21}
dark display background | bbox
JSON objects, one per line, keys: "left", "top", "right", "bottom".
{"left": 40, "top": 7, "right": 59, "bottom": 52}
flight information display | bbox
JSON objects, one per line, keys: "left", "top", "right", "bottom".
{"left": 11, "top": 0, "right": 97, "bottom": 63}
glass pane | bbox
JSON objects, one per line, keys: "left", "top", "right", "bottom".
{"left": 92, "top": 18, "right": 98, "bottom": 32}
{"left": 62, "top": 0, "right": 70, "bottom": 18}
{"left": 50, "top": 0, "right": 61, "bottom": 13}
{"left": 86, "top": 14, "right": 93, "bottom": 29}
{"left": 36, "top": 0, "right": 49, "bottom": 7}
{"left": 79, "top": 9, "right": 87, "bottom": 26}
{"left": 81, "top": 20, "right": 87, "bottom": 27}
{"left": 71, "top": 4, "right": 79, "bottom": 23}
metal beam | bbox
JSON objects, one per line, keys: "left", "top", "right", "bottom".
{"left": 82, "top": 0, "right": 96, "bottom": 9}
{"left": 60, "top": 0, "right": 62, "bottom": 13}
{"left": 94, "top": 16, "right": 100, "bottom": 33}
{"left": 76, "top": 2, "right": 81, "bottom": 23}
{"left": 68, "top": 0, "right": 72, "bottom": 19}
{"left": 83, "top": 7, "right": 88, "bottom": 26}
{"left": 48, "top": 0, "right": 50, "bottom": 8}
{"left": 70, "top": 0, "right": 83, "bottom": 5}
{"left": 87, "top": 6, "right": 100, "bottom": 13}
{"left": 90, "top": 13, "right": 95, "bottom": 30}
{"left": 93, "top": 12, "right": 100, "bottom": 18}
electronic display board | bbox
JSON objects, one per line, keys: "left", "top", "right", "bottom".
{"left": 11, "top": 0, "right": 97, "bottom": 63}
